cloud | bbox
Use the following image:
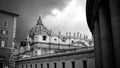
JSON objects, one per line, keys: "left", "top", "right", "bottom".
{"left": 0, "top": 0, "right": 92, "bottom": 42}
{"left": 43, "top": 0, "right": 92, "bottom": 38}
{"left": 0, "top": 0, "right": 71, "bottom": 42}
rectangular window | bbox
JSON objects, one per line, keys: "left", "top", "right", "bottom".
{"left": 47, "top": 63, "right": 49, "bottom": 68}
{"left": 71, "top": 61, "right": 75, "bottom": 68}
{"left": 62, "top": 37, "right": 66, "bottom": 42}
{"left": 83, "top": 60, "right": 87, "bottom": 68}
{"left": 3, "top": 21, "right": 8, "bottom": 27}
{"left": 26, "top": 64, "right": 28, "bottom": 68}
{"left": 30, "top": 64, "right": 32, "bottom": 68}
{"left": 1, "top": 30, "right": 8, "bottom": 35}
{"left": 54, "top": 38, "right": 57, "bottom": 42}
{"left": 22, "top": 64, "right": 24, "bottom": 68}
{"left": 62, "top": 39, "right": 66, "bottom": 42}
{"left": 35, "top": 64, "right": 37, "bottom": 68}
{"left": 1, "top": 40, "right": 5, "bottom": 47}
{"left": 54, "top": 63, "right": 56, "bottom": 68}
{"left": 43, "top": 36, "right": 47, "bottom": 41}
{"left": 62, "top": 62, "right": 65, "bottom": 68}
{"left": 2, "top": 30, "right": 6, "bottom": 34}
{"left": 41, "top": 64, "right": 43, "bottom": 68}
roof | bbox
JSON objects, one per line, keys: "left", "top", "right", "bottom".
{"left": 29, "top": 16, "right": 50, "bottom": 37}
{"left": 0, "top": 10, "right": 19, "bottom": 17}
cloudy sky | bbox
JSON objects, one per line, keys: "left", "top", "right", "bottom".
{"left": 0, "top": 0, "right": 92, "bottom": 43}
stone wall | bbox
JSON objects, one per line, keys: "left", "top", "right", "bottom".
{"left": 15, "top": 49, "right": 95, "bottom": 68}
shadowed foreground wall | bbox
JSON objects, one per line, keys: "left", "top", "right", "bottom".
{"left": 86, "top": 0, "right": 120, "bottom": 68}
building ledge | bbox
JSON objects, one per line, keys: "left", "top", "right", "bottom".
{"left": 16, "top": 47, "right": 94, "bottom": 62}
{"left": 0, "top": 10, "right": 19, "bottom": 17}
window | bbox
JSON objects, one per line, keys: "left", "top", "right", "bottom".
{"left": 3, "top": 21, "right": 8, "bottom": 27}
{"left": 35, "top": 64, "right": 37, "bottom": 68}
{"left": 0, "top": 37, "right": 8, "bottom": 47}
{"left": 62, "top": 62, "right": 65, "bottom": 68}
{"left": 54, "top": 39, "right": 57, "bottom": 41}
{"left": 83, "top": 60, "right": 87, "bottom": 68}
{"left": 47, "top": 63, "right": 49, "bottom": 68}
{"left": 62, "top": 39, "right": 66, "bottom": 42}
{"left": 44, "top": 30, "right": 46, "bottom": 33}
{"left": 22, "top": 64, "right": 24, "bottom": 68}
{"left": 71, "top": 41, "right": 74, "bottom": 43}
{"left": 62, "top": 37, "right": 66, "bottom": 42}
{"left": 43, "top": 36, "right": 47, "bottom": 41}
{"left": 1, "top": 40, "right": 5, "bottom": 47}
{"left": 26, "top": 64, "right": 28, "bottom": 68}
{"left": 30, "top": 64, "right": 32, "bottom": 68}
{"left": 35, "top": 51, "right": 38, "bottom": 56}
{"left": 71, "top": 61, "right": 75, "bottom": 68}
{"left": 1, "top": 30, "right": 8, "bottom": 35}
{"left": 41, "top": 64, "right": 43, "bottom": 68}
{"left": 54, "top": 63, "right": 56, "bottom": 68}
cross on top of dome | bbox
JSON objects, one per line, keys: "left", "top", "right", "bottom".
{"left": 36, "top": 16, "right": 43, "bottom": 25}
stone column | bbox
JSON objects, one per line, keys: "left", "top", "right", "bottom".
{"left": 99, "top": 3, "right": 115, "bottom": 68}
{"left": 109, "top": 0, "right": 120, "bottom": 68}
{"left": 94, "top": 15, "right": 103, "bottom": 68}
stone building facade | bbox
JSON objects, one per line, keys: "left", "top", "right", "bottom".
{"left": 15, "top": 48, "right": 95, "bottom": 68}
{"left": 0, "top": 10, "right": 19, "bottom": 68}
{"left": 13, "top": 16, "right": 93, "bottom": 59}
{"left": 14, "top": 16, "right": 94, "bottom": 68}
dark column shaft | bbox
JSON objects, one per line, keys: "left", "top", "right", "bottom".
{"left": 99, "top": 6, "right": 115, "bottom": 68}
{"left": 109, "top": 0, "right": 120, "bottom": 68}
{"left": 94, "top": 19, "right": 103, "bottom": 68}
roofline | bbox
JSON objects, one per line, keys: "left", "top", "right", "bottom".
{"left": 0, "top": 10, "right": 19, "bottom": 17}
{"left": 15, "top": 48, "right": 94, "bottom": 62}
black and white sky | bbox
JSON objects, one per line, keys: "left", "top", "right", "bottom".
{"left": 0, "top": 0, "right": 92, "bottom": 43}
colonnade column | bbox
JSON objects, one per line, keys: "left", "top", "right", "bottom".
{"left": 109, "top": 0, "right": 120, "bottom": 68}
{"left": 94, "top": 18, "right": 102, "bottom": 68}
{"left": 98, "top": 1, "right": 115, "bottom": 68}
